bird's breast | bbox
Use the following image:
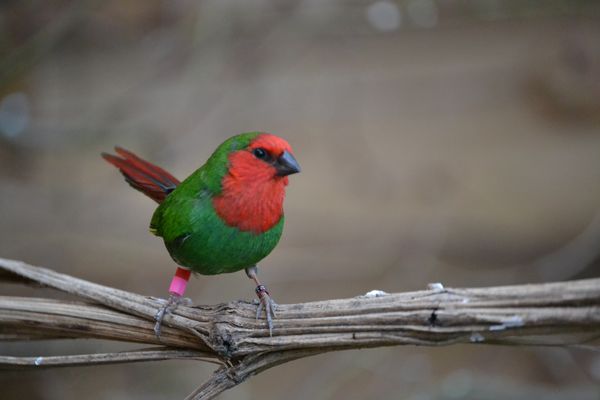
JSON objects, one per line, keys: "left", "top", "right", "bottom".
{"left": 212, "top": 175, "right": 286, "bottom": 233}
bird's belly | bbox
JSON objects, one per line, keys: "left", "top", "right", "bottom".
{"left": 164, "top": 220, "right": 283, "bottom": 275}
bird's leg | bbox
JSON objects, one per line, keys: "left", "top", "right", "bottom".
{"left": 154, "top": 267, "right": 192, "bottom": 338}
{"left": 245, "top": 265, "right": 277, "bottom": 336}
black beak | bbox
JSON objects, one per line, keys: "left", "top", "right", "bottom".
{"left": 275, "top": 151, "right": 301, "bottom": 176}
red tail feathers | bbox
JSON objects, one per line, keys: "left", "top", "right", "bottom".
{"left": 102, "top": 147, "right": 180, "bottom": 203}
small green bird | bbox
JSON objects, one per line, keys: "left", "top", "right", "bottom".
{"left": 102, "top": 132, "right": 300, "bottom": 335}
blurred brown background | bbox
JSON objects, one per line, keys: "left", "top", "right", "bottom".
{"left": 1, "top": 1, "right": 600, "bottom": 399}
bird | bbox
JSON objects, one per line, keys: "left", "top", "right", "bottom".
{"left": 102, "top": 132, "right": 300, "bottom": 336}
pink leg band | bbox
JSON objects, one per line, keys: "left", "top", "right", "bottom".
{"left": 169, "top": 267, "right": 191, "bottom": 296}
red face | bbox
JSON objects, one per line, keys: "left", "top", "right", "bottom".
{"left": 245, "top": 134, "right": 301, "bottom": 180}
{"left": 213, "top": 133, "right": 300, "bottom": 233}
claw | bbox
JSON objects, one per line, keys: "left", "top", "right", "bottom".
{"left": 154, "top": 306, "right": 165, "bottom": 337}
{"left": 265, "top": 300, "right": 273, "bottom": 335}
{"left": 256, "top": 302, "right": 262, "bottom": 320}
{"left": 180, "top": 297, "right": 193, "bottom": 307}
{"left": 154, "top": 294, "right": 190, "bottom": 338}
{"left": 154, "top": 309, "right": 167, "bottom": 338}
{"left": 255, "top": 285, "right": 276, "bottom": 336}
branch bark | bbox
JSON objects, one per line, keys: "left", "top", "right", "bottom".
{"left": 0, "top": 348, "right": 220, "bottom": 368}
{"left": 1, "top": 257, "right": 599, "bottom": 399}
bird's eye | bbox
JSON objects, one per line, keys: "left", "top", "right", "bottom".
{"left": 253, "top": 148, "right": 267, "bottom": 159}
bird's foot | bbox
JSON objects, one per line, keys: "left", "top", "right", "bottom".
{"left": 255, "top": 285, "right": 277, "bottom": 336}
{"left": 154, "top": 293, "right": 192, "bottom": 338}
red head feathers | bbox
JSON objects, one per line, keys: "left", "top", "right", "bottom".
{"left": 213, "top": 133, "right": 300, "bottom": 233}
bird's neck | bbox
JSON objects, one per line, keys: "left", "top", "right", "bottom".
{"left": 213, "top": 167, "right": 288, "bottom": 234}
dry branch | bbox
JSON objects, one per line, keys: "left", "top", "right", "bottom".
{"left": 0, "top": 348, "right": 219, "bottom": 369}
{"left": 0, "top": 257, "right": 599, "bottom": 399}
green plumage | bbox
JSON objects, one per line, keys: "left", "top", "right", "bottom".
{"left": 149, "top": 132, "right": 284, "bottom": 275}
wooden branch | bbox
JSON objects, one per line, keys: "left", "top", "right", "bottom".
{"left": 1, "top": 257, "right": 599, "bottom": 399}
{"left": 0, "top": 348, "right": 221, "bottom": 369}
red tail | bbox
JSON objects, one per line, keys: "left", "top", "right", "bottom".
{"left": 102, "top": 147, "right": 180, "bottom": 203}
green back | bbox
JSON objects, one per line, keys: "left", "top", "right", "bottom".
{"left": 150, "top": 132, "right": 285, "bottom": 275}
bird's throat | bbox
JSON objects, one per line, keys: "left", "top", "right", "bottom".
{"left": 212, "top": 155, "right": 288, "bottom": 234}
